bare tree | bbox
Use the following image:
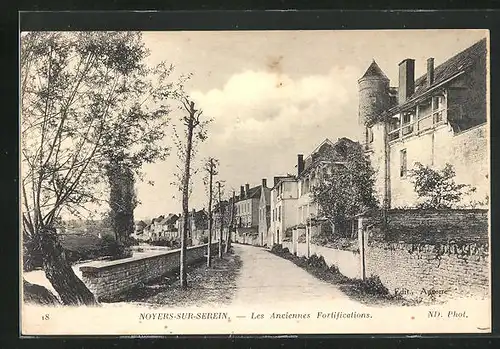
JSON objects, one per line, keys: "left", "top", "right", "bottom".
{"left": 203, "top": 158, "right": 218, "bottom": 267}
{"left": 225, "top": 190, "right": 235, "bottom": 253}
{"left": 175, "top": 98, "right": 211, "bottom": 288}
{"left": 216, "top": 181, "right": 225, "bottom": 258}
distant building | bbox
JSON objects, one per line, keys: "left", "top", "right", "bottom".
{"left": 234, "top": 183, "right": 261, "bottom": 232}
{"left": 360, "top": 38, "right": 488, "bottom": 208}
{"left": 136, "top": 214, "right": 179, "bottom": 241}
{"left": 177, "top": 209, "right": 209, "bottom": 238}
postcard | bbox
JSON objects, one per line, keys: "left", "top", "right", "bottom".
{"left": 20, "top": 29, "right": 491, "bottom": 335}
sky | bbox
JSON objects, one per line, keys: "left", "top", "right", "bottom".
{"left": 133, "top": 29, "right": 488, "bottom": 221}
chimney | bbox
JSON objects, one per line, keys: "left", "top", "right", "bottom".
{"left": 398, "top": 59, "right": 415, "bottom": 104}
{"left": 262, "top": 178, "right": 267, "bottom": 188}
{"left": 427, "top": 57, "right": 434, "bottom": 86}
{"left": 245, "top": 183, "right": 250, "bottom": 197}
{"left": 240, "top": 185, "right": 245, "bottom": 199}
{"left": 297, "top": 154, "right": 304, "bottom": 176}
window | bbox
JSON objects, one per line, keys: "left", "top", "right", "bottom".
{"left": 278, "top": 206, "right": 281, "bottom": 222}
{"left": 400, "top": 149, "right": 407, "bottom": 177}
{"left": 365, "top": 127, "right": 374, "bottom": 144}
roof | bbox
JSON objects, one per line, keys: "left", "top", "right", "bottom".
{"left": 387, "top": 38, "right": 487, "bottom": 114}
{"left": 271, "top": 175, "right": 296, "bottom": 190}
{"left": 359, "top": 60, "right": 389, "bottom": 81}
{"left": 236, "top": 185, "right": 262, "bottom": 202}
{"left": 299, "top": 137, "right": 357, "bottom": 178}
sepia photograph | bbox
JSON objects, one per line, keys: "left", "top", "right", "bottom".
{"left": 20, "top": 28, "right": 490, "bottom": 335}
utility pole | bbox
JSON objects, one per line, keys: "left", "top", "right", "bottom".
{"left": 218, "top": 181, "right": 223, "bottom": 258}
{"left": 206, "top": 158, "right": 215, "bottom": 267}
{"left": 225, "top": 190, "right": 235, "bottom": 253}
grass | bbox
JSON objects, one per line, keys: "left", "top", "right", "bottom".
{"left": 104, "top": 250, "right": 243, "bottom": 307}
{"left": 269, "top": 244, "right": 416, "bottom": 306}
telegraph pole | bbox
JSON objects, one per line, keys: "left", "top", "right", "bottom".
{"left": 206, "top": 158, "right": 215, "bottom": 267}
{"left": 217, "top": 181, "right": 223, "bottom": 258}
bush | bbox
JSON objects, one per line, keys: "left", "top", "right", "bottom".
{"left": 351, "top": 275, "right": 389, "bottom": 296}
{"left": 270, "top": 243, "right": 284, "bottom": 253}
{"left": 100, "top": 235, "right": 132, "bottom": 260}
{"left": 307, "top": 254, "right": 328, "bottom": 270}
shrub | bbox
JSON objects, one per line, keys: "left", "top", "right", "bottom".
{"left": 307, "top": 254, "right": 328, "bottom": 270}
{"left": 270, "top": 243, "right": 284, "bottom": 254}
{"left": 408, "top": 162, "right": 476, "bottom": 209}
{"left": 351, "top": 275, "right": 389, "bottom": 296}
{"left": 99, "top": 234, "right": 132, "bottom": 260}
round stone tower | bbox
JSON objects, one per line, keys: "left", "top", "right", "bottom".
{"left": 358, "top": 60, "right": 390, "bottom": 132}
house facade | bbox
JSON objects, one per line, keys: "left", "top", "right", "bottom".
{"left": 258, "top": 179, "right": 271, "bottom": 246}
{"left": 234, "top": 183, "right": 261, "bottom": 231}
{"left": 360, "top": 38, "right": 489, "bottom": 209}
{"left": 270, "top": 175, "right": 298, "bottom": 245}
{"left": 294, "top": 138, "right": 357, "bottom": 240}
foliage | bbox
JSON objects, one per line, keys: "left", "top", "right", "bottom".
{"left": 99, "top": 234, "right": 132, "bottom": 260}
{"left": 311, "top": 141, "right": 378, "bottom": 236}
{"left": 21, "top": 31, "right": 187, "bottom": 239}
{"left": 408, "top": 162, "right": 476, "bottom": 209}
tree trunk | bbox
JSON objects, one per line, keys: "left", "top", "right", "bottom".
{"left": 180, "top": 117, "right": 194, "bottom": 288}
{"left": 218, "top": 182, "right": 223, "bottom": 258}
{"left": 23, "top": 279, "right": 61, "bottom": 306}
{"left": 225, "top": 191, "right": 234, "bottom": 254}
{"left": 207, "top": 160, "right": 213, "bottom": 267}
{"left": 107, "top": 161, "right": 136, "bottom": 244}
{"left": 40, "top": 227, "right": 98, "bottom": 306}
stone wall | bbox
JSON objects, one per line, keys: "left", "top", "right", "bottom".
{"left": 80, "top": 243, "right": 218, "bottom": 301}
{"left": 282, "top": 209, "right": 489, "bottom": 301}
{"left": 363, "top": 208, "right": 489, "bottom": 301}
{"left": 364, "top": 240, "right": 489, "bottom": 301}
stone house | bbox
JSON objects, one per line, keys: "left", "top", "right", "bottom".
{"left": 258, "top": 179, "right": 272, "bottom": 246}
{"left": 359, "top": 38, "right": 488, "bottom": 209}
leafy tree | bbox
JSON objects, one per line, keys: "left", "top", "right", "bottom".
{"left": 408, "top": 162, "right": 476, "bottom": 209}
{"left": 311, "top": 141, "right": 378, "bottom": 237}
{"left": 21, "top": 31, "right": 186, "bottom": 305}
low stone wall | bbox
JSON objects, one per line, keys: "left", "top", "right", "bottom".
{"left": 80, "top": 243, "right": 218, "bottom": 301}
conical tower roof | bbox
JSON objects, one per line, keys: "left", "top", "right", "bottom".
{"left": 359, "top": 60, "right": 389, "bottom": 81}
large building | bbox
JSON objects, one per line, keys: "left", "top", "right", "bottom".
{"left": 359, "top": 38, "right": 489, "bottom": 208}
